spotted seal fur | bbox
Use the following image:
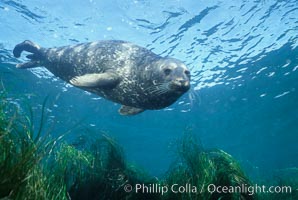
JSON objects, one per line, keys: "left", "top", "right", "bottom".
{"left": 13, "top": 40, "right": 190, "bottom": 115}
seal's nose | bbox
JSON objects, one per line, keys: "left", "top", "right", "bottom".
{"left": 174, "top": 78, "right": 188, "bottom": 86}
{"left": 172, "top": 78, "right": 190, "bottom": 91}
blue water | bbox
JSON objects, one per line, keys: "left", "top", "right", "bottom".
{"left": 0, "top": 0, "right": 297, "bottom": 177}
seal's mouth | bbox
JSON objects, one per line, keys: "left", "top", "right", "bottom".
{"left": 146, "top": 80, "right": 190, "bottom": 96}
{"left": 169, "top": 79, "right": 190, "bottom": 93}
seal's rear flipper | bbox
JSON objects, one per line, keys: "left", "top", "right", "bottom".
{"left": 13, "top": 40, "right": 41, "bottom": 58}
{"left": 13, "top": 40, "right": 42, "bottom": 68}
{"left": 16, "top": 61, "right": 40, "bottom": 69}
{"left": 119, "top": 105, "right": 144, "bottom": 116}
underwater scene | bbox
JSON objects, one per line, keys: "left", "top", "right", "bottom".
{"left": 0, "top": 0, "right": 297, "bottom": 199}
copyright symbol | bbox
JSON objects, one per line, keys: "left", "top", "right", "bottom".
{"left": 124, "top": 184, "right": 133, "bottom": 192}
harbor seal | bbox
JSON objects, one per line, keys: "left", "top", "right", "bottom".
{"left": 13, "top": 40, "right": 190, "bottom": 115}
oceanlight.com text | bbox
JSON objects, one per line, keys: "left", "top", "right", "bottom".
{"left": 207, "top": 184, "right": 292, "bottom": 196}
{"left": 123, "top": 183, "right": 293, "bottom": 196}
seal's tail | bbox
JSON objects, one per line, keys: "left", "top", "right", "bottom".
{"left": 13, "top": 40, "right": 42, "bottom": 69}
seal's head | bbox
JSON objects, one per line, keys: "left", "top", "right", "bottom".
{"left": 158, "top": 58, "right": 191, "bottom": 93}
{"left": 144, "top": 58, "right": 191, "bottom": 108}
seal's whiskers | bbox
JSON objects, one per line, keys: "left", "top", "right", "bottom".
{"left": 145, "top": 82, "right": 169, "bottom": 96}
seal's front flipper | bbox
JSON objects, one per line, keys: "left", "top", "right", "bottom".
{"left": 70, "top": 72, "right": 120, "bottom": 88}
{"left": 119, "top": 105, "right": 145, "bottom": 116}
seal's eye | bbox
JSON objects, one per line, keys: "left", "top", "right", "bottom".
{"left": 164, "top": 68, "right": 172, "bottom": 75}
{"left": 185, "top": 70, "right": 190, "bottom": 77}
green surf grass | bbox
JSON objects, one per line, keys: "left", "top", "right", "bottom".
{"left": 0, "top": 92, "right": 297, "bottom": 200}
{"left": 163, "top": 132, "right": 254, "bottom": 200}
{"left": 0, "top": 92, "right": 67, "bottom": 200}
